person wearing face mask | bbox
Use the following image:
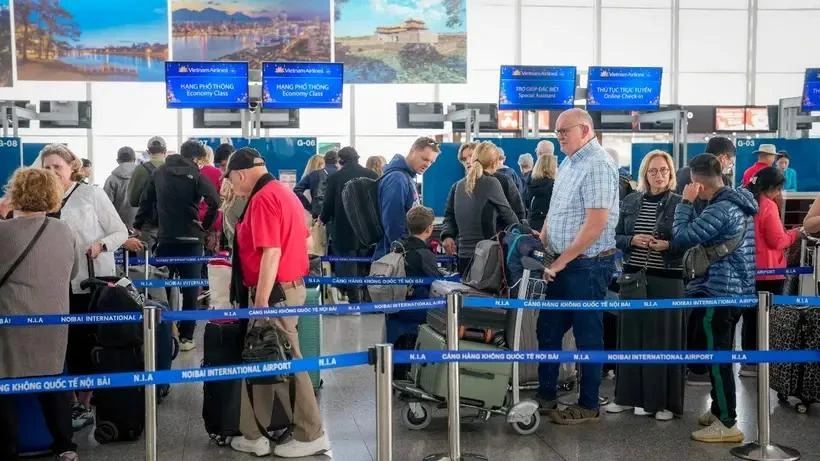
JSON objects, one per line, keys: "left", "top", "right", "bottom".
{"left": 38, "top": 144, "right": 129, "bottom": 431}
{"left": 676, "top": 136, "right": 736, "bottom": 199}
{"left": 606, "top": 150, "right": 686, "bottom": 421}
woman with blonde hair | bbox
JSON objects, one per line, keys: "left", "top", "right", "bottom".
{"left": 526, "top": 154, "right": 557, "bottom": 231}
{"left": 366, "top": 155, "right": 386, "bottom": 177}
{"left": 451, "top": 142, "right": 519, "bottom": 273}
{"left": 0, "top": 168, "right": 81, "bottom": 461}
{"left": 302, "top": 154, "right": 325, "bottom": 180}
{"left": 607, "top": 149, "right": 686, "bottom": 421}
{"left": 38, "top": 143, "right": 129, "bottom": 429}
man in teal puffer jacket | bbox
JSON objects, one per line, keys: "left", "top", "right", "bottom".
{"left": 673, "top": 153, "right": 757, "bottom": 444}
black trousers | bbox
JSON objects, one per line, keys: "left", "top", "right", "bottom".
{"left": 703, "top": 306, "right": 742, "bottom": 427}
{"left": 742, "top": 280, "right": 785, "bottom": 351}
{"left": 156, "top": 242, "right": 203, "bottom": 340}
{"left": 0, "top": 391, "right": 76, "bottom": 459}
{"left": 330, "top": 240, "right": 369, "bottom": 303}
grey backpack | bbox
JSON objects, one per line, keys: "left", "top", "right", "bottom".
{"left": 367, "top": 242, "right": 410, "bottom": 302}
{"left": 682, "top": 219, "right": 748, "bottom": 280}
{"left": 464, "top": 237, "right": 506, "bottom": 295}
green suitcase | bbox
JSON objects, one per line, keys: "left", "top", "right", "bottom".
{"left": 412, "top": 324, "right": 511, "bottom": 409}
{"left": 298, "top": 286, "right": 323, "bottom": 391}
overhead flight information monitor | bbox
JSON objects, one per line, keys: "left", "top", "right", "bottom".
{"left": 802, "top": 68, "right": 820, "bottom": 112}
{"left": 498, "top": 65, "right": 577, "bottom": 110}
{"left": 165, "top": 61, "right": 249, "bottom": 109}
{"left": 586, "top": 66, "right": 662, "bottom": 112}
{"left": 263, "top": 62, "right": 344, "bottom": 109}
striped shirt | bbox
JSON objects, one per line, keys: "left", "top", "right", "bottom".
{"left": 627, "top": 199, "right": 666, "bottom": 269}
{"left": 547, "top": 138, "right": 619, "bottom": 256}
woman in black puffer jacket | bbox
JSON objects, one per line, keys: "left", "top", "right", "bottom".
{"left": 525, "top": 153, "right": 557, "bottom": 232}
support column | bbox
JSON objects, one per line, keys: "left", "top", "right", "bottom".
{"left": 670, "top": 0, "right": 680, "bottom": 105}
{"left": 746, "top": 0, "right": 759, "bottom": 105}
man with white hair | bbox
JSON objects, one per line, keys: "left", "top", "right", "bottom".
{"left": 536, "top": 140, "right": 555, "bottom": 157}
{"left": 518, "top": 153, "right": 535, "bottom": 200}
{"left": 537, "top": 108, "right": 618, "bottom": 425}
{"left": 605, "top": 147, "right": 634, "bottom": 202}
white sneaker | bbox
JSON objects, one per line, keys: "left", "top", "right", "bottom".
{"left": 655, "top": 410, "right": 674, "bottom": 421}
{"left": 179, "top": 339, "right": 196, "bottom": 352}
{"left": 273, "top": 434, "right": 331, "bottom": 458}
{"left": 698, "top": 410, "right": 717, "bottom": 427}
{"left": 633, "top": 407, "right": 651, "bottom": 416}
{"left": 691, "top": 420, "right": 744, "bottom": 443}
{"left": 230, "top": 435, "right": 271, "bottom": 457}
{"left": 604, "top": 403, "right": 633, "bottom": 414}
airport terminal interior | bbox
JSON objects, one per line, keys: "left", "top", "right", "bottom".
{"left": 1, "top": 0, "right": 820, "bottom": 460}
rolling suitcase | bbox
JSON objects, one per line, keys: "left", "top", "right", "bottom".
{"left": 412, "top": 324, "right": 512, "bottom": 409}
{"left": 91, "top": 347, "right": 145, "bottom": 443}
{"left": 770, "top": 306, "right": 820, "bottom": 413}
{"left": 298, "top": 286, "right": 323, "bottom": 391}
{"left": 17, "top": 394, "right": 53, "bottom": 457}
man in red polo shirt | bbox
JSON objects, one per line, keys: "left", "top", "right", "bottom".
{"left": 225, "top": 148, "right": 329, "bottom": 458}
{"left": 741, "top": 143, "right": 778, "bottom": 186}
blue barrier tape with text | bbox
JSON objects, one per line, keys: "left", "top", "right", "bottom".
{"left": 392, "top": 349, "right": 820, "bottom": 365}
{"left": 0, "top": 352, "right": 369, "bottom": 395}
{"left": 463, "top": 296, "right": 760, "bottom": 310}
{"left": 320, "top": 255, "right": 458, "bottom": 264}
{"left": 757, "top": 267, "right": 813, "bottom": 276}
{"left": 772, "top": 295, "right": 820, "bottom": 307}
{"left": 0, "top": 299, "right": 446, "bottom": 327}
{"left": 304, "top": 275, "right": 459, "bottom": 286}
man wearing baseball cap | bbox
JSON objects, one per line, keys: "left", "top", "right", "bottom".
{"left": 225, "top": 148, "right": 330, "bottom": 458}
{"left": 741, "top": 143, "right": 778, "bottom": 187}
{"left": 103, "top": 146, "right": 138, "bottom": 227}
{"left": 127, "top": 135, "right": 168, "bottom": 209}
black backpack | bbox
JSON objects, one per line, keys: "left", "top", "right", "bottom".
{"left": 311, "top": 169, "right": 329, "bottom": 218}
{"left": 342, "top": 176, "right": 385, "bottom": 248}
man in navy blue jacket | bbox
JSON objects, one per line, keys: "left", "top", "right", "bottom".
{"left": 375, "top": 137, "right": 440, "bottom": 259}
{"left": 293, "top": 150, "right": 338, "bottom": 218}
{"left": 673, "top": 153, "right": 757, "bottom": 444}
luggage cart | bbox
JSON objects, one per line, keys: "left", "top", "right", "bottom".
{"left": 394, "top": 256, "right": 544, "bottom": 436}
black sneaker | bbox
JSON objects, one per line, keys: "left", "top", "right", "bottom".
{"left": 71, "top": 404, "right": 93, "bottom": 431}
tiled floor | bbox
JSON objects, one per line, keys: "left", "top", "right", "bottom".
{"left": 70, "top": 313, "right": 820, "bottom": 461}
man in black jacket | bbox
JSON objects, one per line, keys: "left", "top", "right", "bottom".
{"left": 319, "top": 146, "right": 378, "bottom": 303}
{"left": 294, "top": 149, "right": 338, "bottom": 218}
{"left": 134, "top": 140, "right": 220, "bottom": 351}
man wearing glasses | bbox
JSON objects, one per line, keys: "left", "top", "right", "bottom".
{"left": 374, "top": 137, "right": 441, "bottom": 259}
{"left": 536, "top": 108, "right": 619, "bottom": 425}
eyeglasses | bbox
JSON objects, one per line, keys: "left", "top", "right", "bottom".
{"left": 555, "top": 124, "right": 582, "bottom": 137}
{"left": 647, "top": 167, "right": 670, "bottom": 177}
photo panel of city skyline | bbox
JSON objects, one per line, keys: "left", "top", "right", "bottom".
{"left": 0, "top": 0, "right": 11, "bottom": 87}
{"left": 334, "top": 0, "right": 467, "bottom": 84}
{"left": 171, "top": 0, "right": 332, "bottom": 67}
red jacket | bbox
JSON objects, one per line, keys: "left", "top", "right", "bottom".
{"left": 742, "top": 161, "right": 769, "bottom": 187}
{"left": 198, "top": 165, "right": 223, "bottom": 232}
{"left": 755, "top": 194, "right": 799, "bottom": 281}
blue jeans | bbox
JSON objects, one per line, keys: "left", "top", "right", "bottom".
{"left": 537, "top": 254, "right": 615, "bottom": 410}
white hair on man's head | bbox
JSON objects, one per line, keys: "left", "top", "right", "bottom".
{"left": 518, "top": 153, "right": 534, "bottom": 168}
{"left": 605, "top": 147, "right": 619, "bottom": 164}
{"left": 558, "top": 107, "right": 594, "bottom": 130}
{"left": 497, "top": 146, "right": 506, "bottom": 160}
{"left": 536, "top": 140, "right": 555, "bottom": 156}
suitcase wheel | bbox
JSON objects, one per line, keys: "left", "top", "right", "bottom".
{"left": 401, "top": 402, "right": 432, "bottom": 430}
{"left": 510, "top": 411, "right": 540, "bottom": 436}
{"left": 796, "top": 402, "right": 809, "bottom": 414}
{"left": 94, "top": 421, "right": 119, "bottom": 444}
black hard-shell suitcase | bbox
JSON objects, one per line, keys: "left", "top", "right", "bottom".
{"left": 91, "top": 347, "right": 145, "bottom": 443}
{"left": 770, "top": 306, "right": 820, "bottom": 413}
{"left": 427, "top": 280, "right": 505, "bottom": 344}
{"left": 201, "top": 321, "right": 292, "bottom": 445}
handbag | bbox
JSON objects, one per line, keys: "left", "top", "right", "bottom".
{"left": 0, "top": 218, "right": 49, "bottom": 289}
{"left": 682, "top": 219, "right": 748, "bottom": 280}
{"left": 241, "top": 283, "right": 292, "bottom": 385}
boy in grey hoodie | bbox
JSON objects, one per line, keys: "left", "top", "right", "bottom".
{"left": 104, "top": 146, "right": 138, "bottom": 228}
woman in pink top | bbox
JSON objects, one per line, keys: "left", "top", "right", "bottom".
{"left": 741, "top": 167, "right": 800, "bottom": 377}
{"left": 196, "top": 145, "right": 224, "bottom": 252}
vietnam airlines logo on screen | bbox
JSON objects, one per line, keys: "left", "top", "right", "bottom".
{"left": 600, "top": 70, "right": 610, "bottom": 77}
{"left": 178, "top": 65, "right": 189, "bottom": 73}
{"left": 275, "top": 66, "right": 286, "bottom": 74}
{"left": 512, "top": 69, "right": 522, "bottom": 77}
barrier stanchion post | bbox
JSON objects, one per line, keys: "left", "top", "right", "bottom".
{"left": 423, "top": 292, "right": 487, "bottom": 461}
{"left": 374, "top": 344, "right": 393, "bottom": 461}
{"left": 143, "top": 304, "right": 160, "bottom": 461}
{"left": 731, "top": 292, "right": 800, "bottom": 461}
{"left": 813, "top": 246, "right": 820, "bottom": 296}
{"left": 143, "top": 247, "right": 150, "bottom": 298}
{"left": 123, "top": 249, "right": 130, "bottom": 276}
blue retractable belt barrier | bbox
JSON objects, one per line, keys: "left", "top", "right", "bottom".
{"left": 392, "top": 349, "right": 820, "bottom": 365}
{"left": 116, "top": 256, "right": 229, "bottom": 266}
{"left": 0, "top": 352, "right": 369, "bottom": 396}
{"left": 756, "top": 266, "right": 813, "bottom": 276}
{"left": 772, "top": 295, "right": 820, "bottom": 307}
{"left": 305, "top": 275, "right": 460, "bottom": 286}
{"left": 133, "top": 279, "right": 210, "bottom": 288}
{"left": 462, "top": 295, "right": 760, "bottom": 310}
{"left": 320, "top": 255, "right": 458, "bottom": 264}
{"left": 0, "top": 298, "right": 447, "bottom": 327}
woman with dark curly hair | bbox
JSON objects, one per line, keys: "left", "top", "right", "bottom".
{"left": 0, "top": 168, "right": 81, "bottom": 461}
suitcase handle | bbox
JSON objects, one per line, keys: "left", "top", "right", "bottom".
{"left": 458, "top": 327, "right": 493, "bottom": 344}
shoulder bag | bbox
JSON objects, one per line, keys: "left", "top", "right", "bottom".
{"left": 682, "top": 218, "right": 748, "bottom": 280}
{"left": 0, "top": 218, "right": 50, "bottom": 289}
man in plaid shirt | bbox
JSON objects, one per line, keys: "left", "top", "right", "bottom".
{"left": 537, "top": 108, "right": 619, "bottom": 424}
